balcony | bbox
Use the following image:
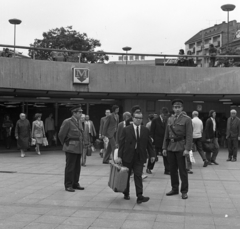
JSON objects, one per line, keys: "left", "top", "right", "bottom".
{"left": 204, "top": 44, "right": 210, "bottom": 49}
{"left": 196, "top": 46, "right": 202, "bottom": 51}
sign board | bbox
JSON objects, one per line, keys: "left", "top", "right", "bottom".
{"left": 197, "top": 105, "right": 202, "bottom": 111}
{"left": 72, "top": 68, "right": 89, "bottom": 84}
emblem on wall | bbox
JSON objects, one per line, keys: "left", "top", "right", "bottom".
{"left": 72, "top": 68, "right": 89, "bottom": 84}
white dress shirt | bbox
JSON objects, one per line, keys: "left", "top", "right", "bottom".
{"left": 133, "top": 123, "right": 141, "bottom": 148}
{"left": 211, "top": 117, "right": 216, "bottom": 131}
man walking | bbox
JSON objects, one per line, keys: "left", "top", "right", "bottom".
{"left": 102, "top": 105, "right": 119, "bottom": 164}
{"left": 226, "top": 109, "right": 240, "bottom": 162}
{"left": 116, "top": 112, "right": 131, "bottom": 146}
{"left": 147, "top": 107, "right": 170, "bottom": 175}
{"left": 99, "top": 109, "right": 111, "bottom": 158}
{"left": 45, "top": 113, "right": 55, "bottom": 146}
{"left": 58, "top": 105, "right": 84, "bottom": 192}
{"left": 204, "top": 110, "right": 219, "bottom": 165}
{"left": 192, "top": 111, "right": 208, "bottom": 167}
{"left": 163, "top": 99, "right": 193, "bottom": 200}
{"left": 117, "top": 112, "right": 155, "bottom": 203}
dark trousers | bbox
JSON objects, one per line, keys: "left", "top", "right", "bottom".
{"left": 65, "top": 152, "right": 81, "bottom": 188}
{"left": 227, "top": 137, "right": 238, "bottom": 159}
{"left": 209, "top": 57, "right": 216, "bottom": 67}
{"left": 193, "top": 138, "right": 207, "bottom": 161}
{"left": 147, "top": 147, "right": 169, "bottom": 172}
{"left": 205, "top": 138, "right": 219, "bottom": 162}
{"left": 123, "top": 153, "right": 144, "bottom": 197}
{"left": 167, "top": 151, "right": 188, "bottom": 194}
{"left": 4, "top": 136, "right": 11, "bottom": 148}
{"left": 47, "top": 130, "right": 55, "bottom": 146}
{"left": 103, "top": 137, "right": 116, "bottom": 163}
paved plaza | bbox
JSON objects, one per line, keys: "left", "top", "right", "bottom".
{"left": 0, "top": 148, "right": 240, "bottom": 229}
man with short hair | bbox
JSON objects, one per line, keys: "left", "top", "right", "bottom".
{"left": 148, "top": 107, "right": 170, "bottom": 175}
{"left": 102, "top": 105, "right": 119, "bottom": 164}
{"left": 58, "top": 105, "right": 84, "bottom": 192}
{"left": 117, "top": 112, "right": 155, "bottom": 204}
{"left": 192, "top": 111, "right": 208, "bottom": 167}
{"left": 99, "top": 109, "right": 111, "bottom": 158}
{"left": 85, "top": 115, "right": 96, "bottom": 141}
{"left": 116, "top": 112, "right": 131, "bottom": 146}
{"left": 226, "top": 109, "right": 240, "bottom": 162}
{"left": 163, "top": 99, "right": 193, "bottom": 200}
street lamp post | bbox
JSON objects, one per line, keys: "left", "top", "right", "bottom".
{"left": 221, "top": 4, "right": 236, "bottom": 52}
{"left": 122, "top": 46, "right": 132, "bottom": 64}
{"left": 8, "top": 18, "right": 22, "bottom": 57}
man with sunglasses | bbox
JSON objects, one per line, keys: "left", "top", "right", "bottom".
{"left": 59, "top": 105, "right": 85, "bottom": 192}
{"left": 162, "top": 99, "right": 193, "bottom": 200}
{"left": 117, "top": 112, "right": 155, "bottom": 204}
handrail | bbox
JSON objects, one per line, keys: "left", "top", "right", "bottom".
{"left": 0, "top": 44, "right": 240, "bottom": 59}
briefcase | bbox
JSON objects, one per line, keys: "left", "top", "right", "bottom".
{"left": 108, "top": 162, "right": 129, "bottom": 193}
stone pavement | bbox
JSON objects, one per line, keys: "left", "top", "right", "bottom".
{"left": 1, "top": 149, "right": 240, "bottom": 229}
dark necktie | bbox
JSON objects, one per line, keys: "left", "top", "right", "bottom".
{"left": 136, "top": 126, "right": 140, "bottom": 147}
{"left": 82, "top": 122, "right": 85, "bottom": 130}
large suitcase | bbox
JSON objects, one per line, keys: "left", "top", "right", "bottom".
{"left": 108, "top": 162, "right": 129, "bottom": 192}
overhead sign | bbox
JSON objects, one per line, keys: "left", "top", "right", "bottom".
{"left": 72, "top": 68, "right": 89, "bottom": 84}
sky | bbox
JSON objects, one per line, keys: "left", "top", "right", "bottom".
{"left": 1, "top": 0, "right": 240, "bottom": 61}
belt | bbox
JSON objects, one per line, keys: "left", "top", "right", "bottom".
{"left": 169, "top": 137, "right": 185, "bottom": 143}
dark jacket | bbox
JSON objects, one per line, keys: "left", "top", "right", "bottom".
{"left": 116, "top": 121, "right": 125, "bottom": 145}
{"left": 226, "top": 117, "right": 240, "bottom": 138}
{"left": 102, "top": 113, "right": 119, "bottom": 138}
{"left": 205, "top": 118, "right": 218, "bottom": 140}
{"left": 150, "top": 116, "right": 167, "bottom": 148}
{"left": 58, "top": 116, "right": 83, "bottom": 154}
{"left": 118, "top": 124, "right": 155, "bottom": 164}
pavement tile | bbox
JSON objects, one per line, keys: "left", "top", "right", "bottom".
{"left": 156, "top": 214, "right": 185, "bottom": 223}
{"left": 23, "top": 222, "right": 58, "bottom": 229}
{"left": 63, "top": 217, "right": 95, "bottom": 227}
{"left": 0, "top": 220, "right": 28, "bottom": 229}
{"left": 121, "top": 220, "right": 154, "bottom": 229}
{"left": 47, "top": 208, "right": 77, "bottom": 217}
{"left": 185, "top": 224, "right": 215, "bottom": 229}
{"left": 72, "top": 210, "right": 102, "bottom": 218}
{"left": 127, "top": 212, "right": 157, "bottom": 221}
{"left": 34, "top": 215, "right": 67, "bottom": 224}
{"left": 99, "top": 211, "right": 129, "bottom": 219}
{"left": 185, "top": 215, "right": 214, "bottom": 225}
{"left": 6, "top": 213, "right": 40, "bottom": 222}
{"left": 21, "top": 206, "right": 52, "bottom": 215}
{"left": 153, "top": 222, "right": 184, "bottom": 229}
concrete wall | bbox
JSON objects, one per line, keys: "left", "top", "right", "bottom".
{"left": 1, "top": 57, "right": 240, "bottom": 94}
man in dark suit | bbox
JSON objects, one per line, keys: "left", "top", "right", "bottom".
{"left": 147, "top": 107, "right": 170, "bottom": 175}
{"left": 102, "top": 105, "right": 119, "bottom": 164}
{"left": 99, "top": 109, "right": 111, "bottom": 158}
{"left": 117, "top": 112, "right": 156, "bottom": 204}
{"left": 58, "top": 105, "right": 85, "bottom": 192}
{"left": 204, "top": 110, "right": 219, "bottom": 165}
{"left": 116, "top": 112, "right": 131, "bottom": 146}
{"left": 226, "top": 109, "right": 240, "bottom": 162}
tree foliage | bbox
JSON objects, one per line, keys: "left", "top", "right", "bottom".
{"left": 29, "top": 26, "right": 109, "bottom": 63}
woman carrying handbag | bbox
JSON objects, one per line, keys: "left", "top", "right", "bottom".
{"left": 32, "top": 113, "right": 46, "bottom": 155}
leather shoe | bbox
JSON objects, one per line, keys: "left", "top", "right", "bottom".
{"left": 65, "top": 187, "right": 75, "bottom": 192}
{"left": 164, "top": 171, "right": 170, "bottom": 175}
{"left": 137, "top": 196, "right": 150, "bottom": 204}
{"left": 73, "top": 185, "right": 84, "bottom": 190}
{"left": 166, "top": 190, "right": 179, "bottom": 196}
{"left": 211, "top": 161, "right": 219, "bottom": 165}
{"left": 124, "top": 195, "right": 130, "bottom": 200}
{"left": 227, "top": 158, "right": 232, "bottom": 162}
{"left": 203, "top": 161, "right": 208, "bottom": 167}
{"left": 146, "top": 169, "right": 152, "bottom": 174}
{"left": 182, "top": 193, "right": 188, "bottom": 199}
{"left": 232, "top": 158, "right": 237, "bottom": 162}
{"left": 187, "top": 170, "right": 193, "bottom": 174}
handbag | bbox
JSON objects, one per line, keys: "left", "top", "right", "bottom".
{"left": 31, "top": 138, "right": 36, "bottom": 146}
{"left": 185, "top": 155, "right": 192, "bottom": 170}
{"left": 86, "top": 146, "right": 92, "bottom": 156}
{"left": 42, "top": 137, "right": 48, "bottom": 146}
{"left": 202, "top": 141, "right": 215, "bottom": 153}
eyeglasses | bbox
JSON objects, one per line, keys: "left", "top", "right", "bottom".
{"left": 133, "top": 117, "right": 143, "bottom": 120}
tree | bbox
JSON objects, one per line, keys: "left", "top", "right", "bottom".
{"left": 28, "top": 26, "right": 109, "bottom": 63}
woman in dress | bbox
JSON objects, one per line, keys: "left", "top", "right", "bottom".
{"left": 15, "top": 113, "right": 31, "bottom": 158}
{"left": 32, "top": 113, "right": 46, "bottom": 155}
{"left": 2, "top": 115, "right": 13, "bottom": 149}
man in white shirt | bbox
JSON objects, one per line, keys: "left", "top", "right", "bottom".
{"left": 192, "top": 111, "right": 208, "bottom": 167}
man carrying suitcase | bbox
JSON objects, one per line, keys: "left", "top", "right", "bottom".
{"left": 117, "top": 112, "right": 155, "bottom": 204}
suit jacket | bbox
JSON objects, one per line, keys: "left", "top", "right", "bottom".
{"left": 102, "top": 113, "right": 119, "bottom": 138}
{"left": 118, "top": 124, "right": 155, "bottom": 164}
{"left": 58, "top": 116, "right": 83, "bottom": 154}
{"left": 205, "top": 118, "right": 218, "bottom": 140}
{"left": 116, "top": 121, "right": 126, "bottom": 145}
{"left": 226, "top": 117, "right": 240, "bottom": 138}
{"left": 85, "top": 120, "right": 96, "bottom": 137}
{"left": 99, "top": 116, "right": 106, "bottom": 136}
{"left": 150, "top": 116, "right": 167, "bottom": 148}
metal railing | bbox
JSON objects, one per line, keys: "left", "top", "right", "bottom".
{"left": 0, "top": 44, "right": 240, "bottom": 67}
